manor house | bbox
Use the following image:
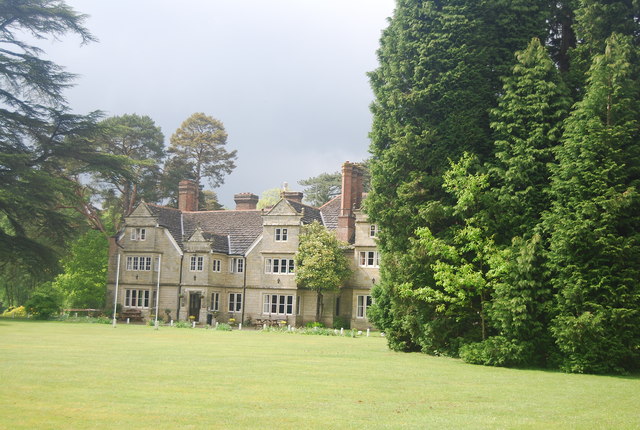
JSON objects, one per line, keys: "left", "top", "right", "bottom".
{"left": 106, "top": 162, "right": 378, "bottom": 329}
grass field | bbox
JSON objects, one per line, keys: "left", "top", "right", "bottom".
{"left": 0, "top": 320, "right": 638, "bottom": 429}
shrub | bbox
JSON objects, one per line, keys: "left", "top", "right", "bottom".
{"left": 305, "top": 321, "right": 325, "bottom": 328}
{"left": 173, "top": 320, "right": 191, "bottom": 328}
{"left": 214, "top": 323, "right": 232, "bottom": 331}
{"left": 332, "top": 316, "right": 350, "bottom": 329}
{"left": 25, "top": 284, "right": 62, "bottom": 320}
{"left": 459, "top": 336, "right": 532, "bottom": 367}
{"left": 1, "top": 306, "right": 27, "bottom": 318}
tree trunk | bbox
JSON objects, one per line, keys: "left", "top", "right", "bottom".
{"left": 315, "top": 291, "right": 323, "bottom": 322}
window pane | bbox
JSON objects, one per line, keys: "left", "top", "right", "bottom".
{"left": 235, "top": 294, "right": 242, "bottom": 311}
{"left": 287, "top": 295, "right": 293, "bottom": 314}
{"left": 273, "top": 259, "right": 279, "bottom": 273}
{"left": 271, "top": 295, "right": 277, "bottom": 314}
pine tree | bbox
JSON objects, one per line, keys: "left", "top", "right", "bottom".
{"left": 545, "top": 34, "right": 640, "bottom": 373}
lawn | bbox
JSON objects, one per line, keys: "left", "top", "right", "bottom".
{"left": 0, "top": 320, "right": 638, "bottom": 429}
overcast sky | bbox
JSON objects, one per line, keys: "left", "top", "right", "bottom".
{"left": 43, "top": 0, "right": 395, "bottom": 207}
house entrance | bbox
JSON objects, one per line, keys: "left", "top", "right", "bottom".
{"left": 188, "top": 292, "right": 201, "bottom": 321}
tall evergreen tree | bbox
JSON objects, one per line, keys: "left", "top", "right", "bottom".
{"left": 366, "top": 0, "right": 549, "bottom": 352}
{"left": 490, "top": 37, "right": 571, "bottom": 242}
{"left": 545, "top": 34, "right": 640, "bottom": 373}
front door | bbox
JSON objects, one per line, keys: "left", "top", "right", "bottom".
{"left": 189, "top": 293, "right": 201, "bottom": 321}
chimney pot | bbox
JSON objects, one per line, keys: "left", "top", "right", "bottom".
{"left": 282, "top": 191, "right": 304, "bottom": 203}
{"left": 234, "top": 193, "right": 259, "bottom": 210}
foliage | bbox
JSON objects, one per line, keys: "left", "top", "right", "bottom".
{"left": 298, "top": 160, "right": 371, "bottom": 207}
{"left": 459, "top": 336, "right": 532, "bottom": 367}
{"left": 168, "top": 112, "right": 237, "bottom": 195}
{"left": 57, "top": 314, "right": 111, "bottom": 324}
{"left": 296, "top": 221, "right": 351, "bottom": 321}
{"left": 0, "top": 1, "right": 128, "bottom": 274}
{"left": 25, "top": 283, "right": 62, "bottom": 319}
{"left": 367, "top": 1, "right": 640, "bottom": 373}
{"left": 1, "top": 306, "right": 27, "bottom": 318}
{"left": 305, "top": 321, "right": 325, "bottom": 329}
{"left": 257, "top": 187, "right": 282, "bottom": 209}
{"left": 298, "top": 171, "right": 341, "bottom": 207}
{"left": 53, "top": 228, "right": 108, "bottom": 309}
{"left": 544, "top": 34, "right": 640, "bottom": 374}
{"left": 332, "top": 316, "right": 349, "bottom": 330}
{"left": 367, "top": 0, "right": 550, "bottom": 352}
{"left": 172, "top": 320, "right": 190, "bottom": 328}
{"left": 90, "top": 114, "right": 165, "bottom": 227}
{"left": 214, "top": 323, "right": 232, "bottom": 331}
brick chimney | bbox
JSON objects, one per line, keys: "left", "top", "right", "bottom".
{"left": 282, "top": 191, "right": 304, "bottom": 203}
{"left": 179, "top": 180, "right": 198, "bottom": 212}
{"left": 337, "top": 161, "right": 364, "bottom": 243}
{"left": 234, "top": 193, "right": 259, "bottom": 210}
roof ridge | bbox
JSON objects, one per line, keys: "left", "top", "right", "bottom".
{"left": 319, "top": 195, "right": 341, "bottom": 209}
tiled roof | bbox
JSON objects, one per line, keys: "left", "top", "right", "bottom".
{"left": 286, "top": 200, "right": 323, "bottom": 225}
{"left": 201, "top": 232, "right": 230, "bottom": 254}
{"left": 184, "top": 210, "right": 263, "bottom": 255}
{"left": 146, "top": 204, "right": 183, "bottom": 246}
{"left": 145, "top": 194, "right": 351, "bottom": 255}
{"left": 319, "top": 196, "right": 340, "bottom": 230}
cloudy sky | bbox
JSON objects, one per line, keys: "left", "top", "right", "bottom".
{"left": 43, "top": 0, "right": 396, "bottom": 207}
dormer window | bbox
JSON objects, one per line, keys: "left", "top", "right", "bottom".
{"left": 369, "top": 225, "right": 378, "bottom": 238}
{"left": 275, "top": 228, "right": 288, "bottom": 242}
{"left": 131, "top": 228, "right": 146, "bottom": 241}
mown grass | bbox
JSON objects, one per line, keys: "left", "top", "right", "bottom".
{"left": 0, "top": 320, "right": 638, "bottom": 429}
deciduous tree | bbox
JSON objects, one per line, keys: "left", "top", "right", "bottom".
{"left": 295, "top": 221, "right": 351, "bottom": 322}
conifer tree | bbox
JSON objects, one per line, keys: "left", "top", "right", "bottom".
{"left": 367, "top": 0, "right": 549, "bottom": 352}
{"left": 490, "top": 37, "right": 571, "bottom": 242}
{"left": 459, "top": 39, "right": 572, "bottom": 366}
{"left": 545, "top": 34, "right": 640, "bottom": 373}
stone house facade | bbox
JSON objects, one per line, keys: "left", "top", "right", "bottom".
{"left": 106, "top": 162, "right": 379, "bottom": 329}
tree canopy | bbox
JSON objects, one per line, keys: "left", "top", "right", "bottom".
{"left": 169, "top": 112, "right": 237, "bottom": 196}
{"left": 295, "top": 221, "right": 351, "bottom": 322}
{"left": 367, "top": 0, "right": 640, "bottom": 373}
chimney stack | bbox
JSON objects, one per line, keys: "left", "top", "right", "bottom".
{"left": 337, "top": 161, "right": 364, "bottom": 243}
{"left": 282, "top": 191, "right": 304, "bottom": 203}
{"left": 234, "top": 193, "right": 259, "bottom": 210}
{"left": 179, "top": 180, "right": 198, "bottom": 212}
